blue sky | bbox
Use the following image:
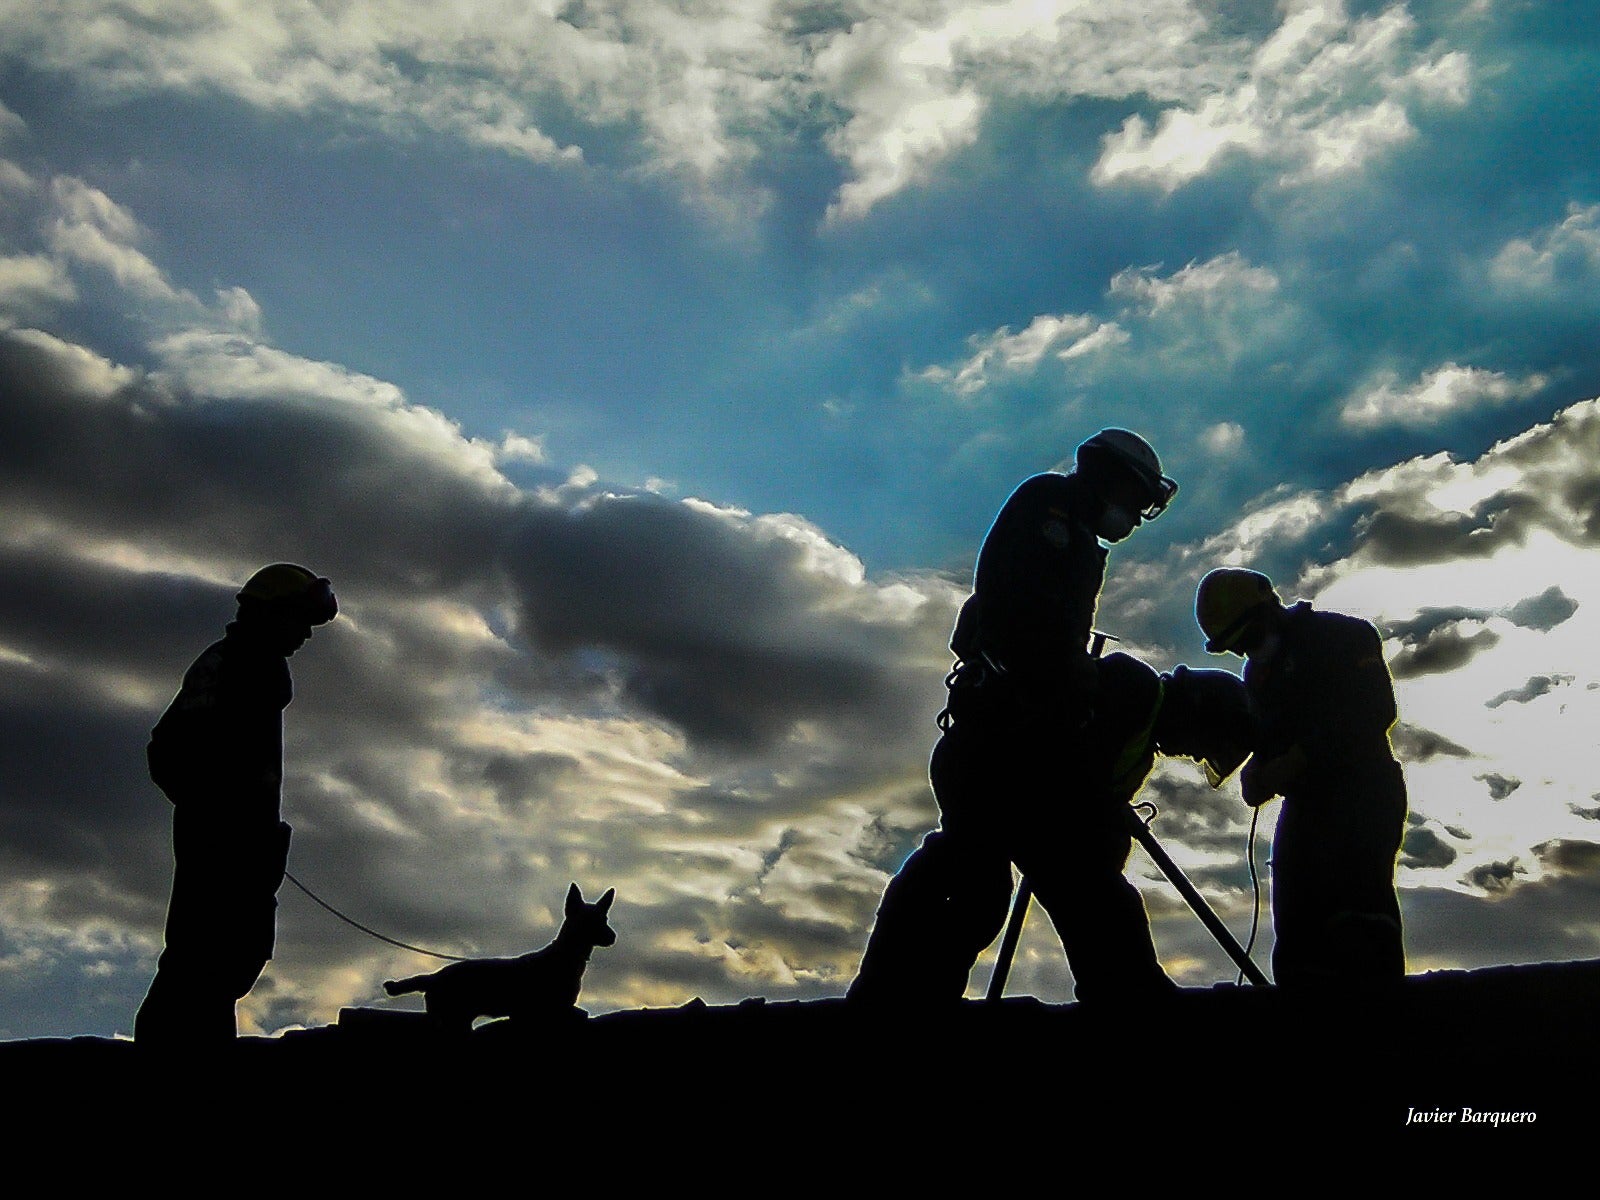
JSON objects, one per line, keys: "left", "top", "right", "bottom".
{"left": 2, "top": 1, "right": 1599, "bottom": 1039}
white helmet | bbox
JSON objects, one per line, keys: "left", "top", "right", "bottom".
{"left": 1075, "top": 428, "right": 1178, "bottom": 519}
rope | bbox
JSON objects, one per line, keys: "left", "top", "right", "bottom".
{"left": 282, "top": 870, "right": 470, "bottom": 962}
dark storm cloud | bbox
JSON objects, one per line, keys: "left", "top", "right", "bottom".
{"left": 1389, "top": 624, "right": 1500, "bottom": 680}
{"left": 1351, "top": 508, "right": 1501, "bottom": 568}
{"left": 1503, "top": 586, "right": 1579, "bottom": 632}
{"left": 1135, "top": 767, "right": 1251, "bottom": 856}
{"left": 1383, "top": 589, "right": 1577, "bottom": 654}
{"left": 1488, "top": 403, "right": 1600, "bottom": 547}
{"left": 498, "top": 496, "right": 937, "bottom": 754}
{"left": 1390, "top": 722, "right": 1471, "bottom": 762}
{"left": 1475, "top": 773, "right": 1522, "bottom": 801}
{"left": 1486, "top": 675, "right": 1573, "bottom": 709}
{"left": 0, "top": 333, "right": 514, "bottom": 595}
{"left": 1250, "top": 402, "right": 1600, "bottom": 610}
{"left": 0, "top": 325, "right": 947, "bottom": 761}
{"left": 1405, "top": 867, "right": 1600, "bottom": 970}
{"left": 1464, "top": 860, "right": 1522, "bottom": 894}
{"left": 476, "top": 751, "right": 583, "bottom": 813}
{"left": 1385, "top": 606, "right": 1493, "bottom": 642}
{"left": 0, "top": 666, "right": 168, "bottom": 900}
{"left": 1533, "top": 839, "right": 1600, "bottom": 878}
{"left": 0, "top": 542, "right": 230, "bottom": 678}
{"left": 1400, "top": 826, "right": 1457, "bottom": 871}
{"left": 0, "top": 316, "right": 963, "bottom": 1031}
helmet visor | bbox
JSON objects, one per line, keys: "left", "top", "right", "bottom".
{"left": 1139, "top": 474, "right": 1179, "bottom": 521}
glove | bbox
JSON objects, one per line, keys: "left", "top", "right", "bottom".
{"left": 1241, "top": 748, "right": 1304, "bottom": 807}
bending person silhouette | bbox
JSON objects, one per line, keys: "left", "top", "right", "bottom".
{"left": 850, "top": 430, "right": 1187, "bottom": 1004}
{"left": 135, "top": 564, "right": 338, "bottom": 1044}
{"left": 1196, "top": 568, "right": 1406, "bottom": 986}
{"left": 852, "top": 650, "right": 1252, "bottom": 1004}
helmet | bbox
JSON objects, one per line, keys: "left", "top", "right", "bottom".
{"left": 1156, "top": 664, "right": 1256, "bottom": 784}
{"left": 237, "top": 563, "right": 338, "bottom": 626}
{"left": 1075, "top": 429, "right": 1178, "bottom": 520}
{"left": 1195, "top": 568, "right": 1277, "bottom": 654}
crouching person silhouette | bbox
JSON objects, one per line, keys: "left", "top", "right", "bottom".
{"left": 135, "top": 564, "right": 337, "bottom": 1046}
{"left": 850, "top": 652, "right": 1253, "bottom": 1006}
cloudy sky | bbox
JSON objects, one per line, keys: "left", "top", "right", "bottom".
{"left": 2, "top": 0, "right": 1598, "bottom": 1039}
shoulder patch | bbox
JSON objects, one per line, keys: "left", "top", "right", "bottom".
{"left": 1041, "top": 514, "right": 1073, "bottom": 548}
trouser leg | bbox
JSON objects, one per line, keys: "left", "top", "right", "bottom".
{"left": 136, "top": 811, "right": 291, "bottom": 1045}
{"left": 849, "top": 829, "right": 1013, "bottom": 1004}
{"left": 1022, "top": 823, "right": 1172, "bottom": 1003}
{"left": 1272, "top": 778, "right": 1405, "bottom": 987}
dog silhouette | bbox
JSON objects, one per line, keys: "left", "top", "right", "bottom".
{"left": 384, "top": 883, "right": 616, "bottom": 1033}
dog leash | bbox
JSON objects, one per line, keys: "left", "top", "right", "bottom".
{"left": 283, "top": 870, "right": 470, "bottom": 961}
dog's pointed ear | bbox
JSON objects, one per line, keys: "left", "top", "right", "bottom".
{"left": 598, "top": 888, "right": 615, "bottom": 912}
{"left": 566, "top": 882, "right": 582, "bottom": 914}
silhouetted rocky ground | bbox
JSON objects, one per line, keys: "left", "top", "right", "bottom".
{"left": 5, "top": 961, "right": 1588, "bottom": 1151}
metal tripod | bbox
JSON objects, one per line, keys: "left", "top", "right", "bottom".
{"left": 985, "top": 804, "right": 1269, "bottom": 998}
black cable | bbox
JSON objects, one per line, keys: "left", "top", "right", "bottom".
{"left": 1238, "top": 805, "right": 1262, "bottom": 985}
{"left": 282, "top": 870, "right": 470, "bottom": 962}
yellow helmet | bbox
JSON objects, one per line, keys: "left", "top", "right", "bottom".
{"left": 237, "top": 563, "right": 338, "bottom": 625}
{"left": 1196, "top": 568, "right": 1277, "bottom": 654}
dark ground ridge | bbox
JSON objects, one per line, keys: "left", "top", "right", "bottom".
{"left": 3, "top": 960, "right": 1591, "bottom": 1146}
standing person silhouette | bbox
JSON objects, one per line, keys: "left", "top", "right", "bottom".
{"left": 135, "top": 564, "right": 337, "bottom": 1044}
{"left": 1195, "top": 568, "right": 1406, "bottom": 986}
{"left": 850, "top": 430, "right": 1180, "bottom": 1004}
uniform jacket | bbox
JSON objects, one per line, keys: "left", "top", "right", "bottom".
{"left": 147, "top": 620, "right": 292, "bottom": 819}
{"left": 1244, "top": 601, "right": 1399, "bottom": 791}
{"left": 956, "top": 472, "right": 1106, "bottom": 688}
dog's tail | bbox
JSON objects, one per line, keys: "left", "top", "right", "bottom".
{"left": 384, "top": 975, "right": 427, "bottom": 996}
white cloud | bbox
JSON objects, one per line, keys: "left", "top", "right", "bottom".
{"left": 214, "top": 286, "right": 263, "bottom": 334}
{"left": 1489, "top": 203, "right": 1600, "bottom": 295}
{"left": 0, "top": 99, "right": 25, "bottom": 142}
{"left": 0, "top": 1, "right": 1472, "bottom": 218}
{"left": 0, "top": 255, "right": 77, "bottom": 324}
{"left": 1340, "top": 363, "right": 1548, "bottom": 430}
{"left": 1095, "top": 91, "right": 1267, "bottom": 189}
{"left": 1103, "top": 252, "right": 1287, "bottom": 373}
{"left": 814, "top": 14, "right": 986, "bottom": 222}
{"left": 1201, "top": 421, "right": 1245, "bottom": 454}
{"left": 1093, "top": 1, "right": 1469, "bottom": 191}
{"left": 1102, "top": 397, "right": 1600, "bottom": 974}
{"left": 495, "top": 432, "right": 546, "bottom": 464}
{"left": 816, "top": 0, "right": 1238, "bottom": 217}
{"left": 917, "top": 311, "right": 1125, "bottom": 396}
{"left": 46, "top": 177, "right": 192, "bottom": 306}
{"left": 916, "top": 251, "right": 1279, "bottom": 398}
{"left": 1109, "top": 252, "right": 1279, "bottom": 313}
{"left": 0, "top": 0, "right": 785, "bottom": 185}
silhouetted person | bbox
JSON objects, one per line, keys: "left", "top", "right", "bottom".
{"left": 1196, "top": 568, "right": 1406, "bottom": 986}
{"left": 135, "top": 564, "right": 337, "bottom": 1045}
{"left": 851, "top": 430, "right": 1183, "bottom": 1004}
